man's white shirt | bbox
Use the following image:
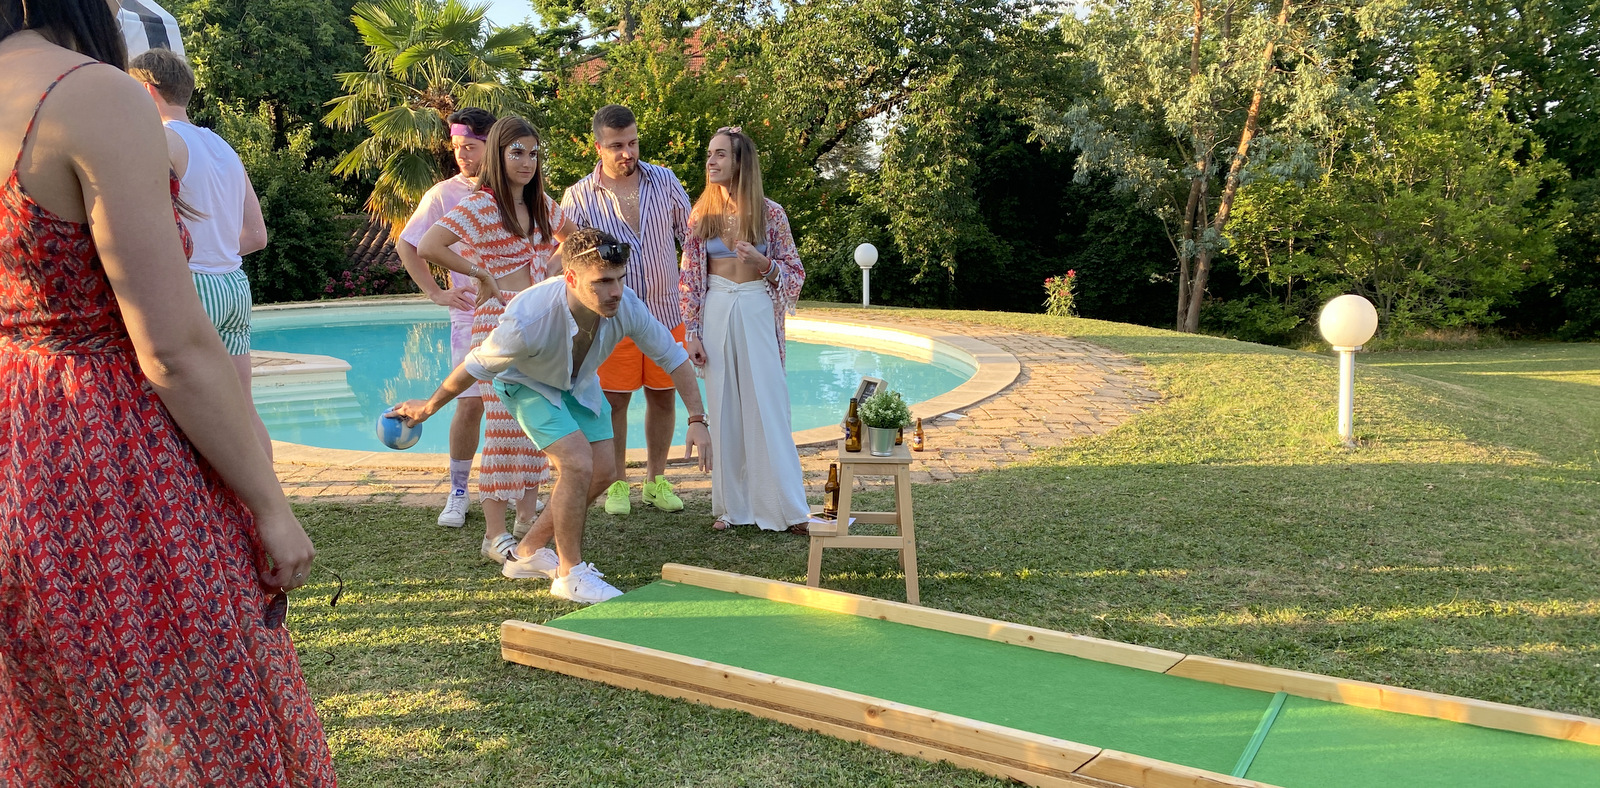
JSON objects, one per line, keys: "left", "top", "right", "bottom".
{"left": 462, "top": 278, "right": 689, "bottom": 413}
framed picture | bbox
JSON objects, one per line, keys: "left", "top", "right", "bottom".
{"left": 853, "top": 376, "right": 885, "bottom": 404}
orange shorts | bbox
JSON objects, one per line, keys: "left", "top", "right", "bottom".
{"left": 599, "top": 322, "right": 686, "bottom": 392}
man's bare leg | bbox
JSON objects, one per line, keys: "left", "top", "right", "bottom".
{"left": 439, "top": 394, "right": 484, "bottom": 527}
{"left": 604, "top": 390, "right": 632, "bottom": 484}
{"left": 516, "top": 434, "right": 619, "bottom": 576}
{"left": 450, "top": 396, "right": 484, "bottom": 459}
{"left": 642, "top": 387, "right": 675, "bottom": 481}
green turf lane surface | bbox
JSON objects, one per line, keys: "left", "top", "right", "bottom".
{"left": 1243, "top": 696, "right": 1600, "bottom": 788}
{"left": 546, "top": 582, "right": 1600, "bottom": 787}
{"left": 544, "top": 581, "right": 1273, "bottom": 774}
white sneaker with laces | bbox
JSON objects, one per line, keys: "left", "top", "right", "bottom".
{"left": 437, "top": 489, "right": 469, "bottom": 528}
{"left": 480, "top": 533, "right": 518, "bottom": 564}
{"left": 549, "top": 562, "right": 623, "bottom": 604}
{"left": 501, "top": 547, "right": 560, "bottom": 579}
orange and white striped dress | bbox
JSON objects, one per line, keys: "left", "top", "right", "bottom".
{"left": 437, "top": 189, "right": 560, "bottom": 501}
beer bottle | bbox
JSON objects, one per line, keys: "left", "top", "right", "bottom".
{"left": 844, "top": 398, "right": 862, "bottom": 452}
{"left": 911, "top": 417, "right": 925, "bottom": 451}
{"left": 896, "top": 425, "right": 904, "bottom": 445}
{"left": 822, "top": 463, "right": 840, "bottom": 519}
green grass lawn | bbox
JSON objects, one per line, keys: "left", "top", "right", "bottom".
{"left": 287, "top": 312, "right": 1600, "bottom": 787}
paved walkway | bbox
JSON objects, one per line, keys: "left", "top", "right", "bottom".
{"left": 274, "top": 310, "right": 1161, "bottom": 507}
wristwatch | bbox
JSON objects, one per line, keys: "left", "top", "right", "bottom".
{"left": 687, "top": 413, "right": 708, "bottom": 427}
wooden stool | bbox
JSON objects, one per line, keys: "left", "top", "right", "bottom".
{"left": 807, "top": 440, "right": 919, "bottom": 605}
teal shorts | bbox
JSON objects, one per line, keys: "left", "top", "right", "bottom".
{"left": 493, "top": 381, "right": 614, "bottom": 449}
{"left": 192, "top": 268, "right": 253, "bottom": 355}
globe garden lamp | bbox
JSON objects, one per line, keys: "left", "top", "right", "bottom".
{"left": 854, "top": 243, "right": 879, "bottom": 307}
{"left": 1318, "top": 294, "right": 1379, "bottom": 447}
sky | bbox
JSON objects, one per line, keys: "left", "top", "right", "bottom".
{"left": 483, "top": 0, "right": 537, "bottom": 27}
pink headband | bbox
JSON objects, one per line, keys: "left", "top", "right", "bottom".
{"left": 450, "top": 123, "right": 487, "bottom": 141}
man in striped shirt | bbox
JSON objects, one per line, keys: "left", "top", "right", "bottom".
{"left": 560, "top": 105, "right": 694, "bottom": 517}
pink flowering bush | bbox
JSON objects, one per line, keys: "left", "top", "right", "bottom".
{"left": 324, "top": 254, "right": 413, "bottom": 298}
{"left": 1044, "top": 270, "right": 1078, "bottom": 317}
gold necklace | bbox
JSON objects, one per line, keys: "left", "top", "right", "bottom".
{"left": 603, "top": 171, "right": 640, "bottom": 206}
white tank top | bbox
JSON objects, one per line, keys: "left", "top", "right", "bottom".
{"left": 165, "top": 120, "right": 249, "bottom": 275}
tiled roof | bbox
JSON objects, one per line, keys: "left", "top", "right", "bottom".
{"left": 345, "top": 213, "right": 399, "bottom": 270}
{"left": 571, "top": 28, "right": 709, "bottom": 85}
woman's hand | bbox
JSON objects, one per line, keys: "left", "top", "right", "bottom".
{"left": 734, "top": 241, "right": 770, "bottom": 275}
{"left": 430, "top": 285, "right": 477, "bottom": 312}
{"left": 685, "top": 337, "right": 708, "bottom": 367}
{"left": 472, "top": 269, "right": 502, "bottom": 307}
{"left": 254, "top": 507, "right": 316, "bottom": 593}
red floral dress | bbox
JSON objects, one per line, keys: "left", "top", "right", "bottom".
{"left": 0, "top": 64, "right": 336, "bottom": 787}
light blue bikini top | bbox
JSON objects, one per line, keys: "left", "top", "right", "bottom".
{"left": 706, "top": 237, "right": 768, "bottom": 259}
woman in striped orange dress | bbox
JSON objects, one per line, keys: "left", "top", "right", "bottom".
{"left": 421, "top": 116, "right": 575, "bottom": 563}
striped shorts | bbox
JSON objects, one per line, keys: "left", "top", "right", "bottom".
{"left": 192, "top": 268, "right": 253, "bottom": 355}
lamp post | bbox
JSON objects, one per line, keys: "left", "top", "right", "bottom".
{"left": 1318, "top": 294, "right": 1379, "bottom": 447}
{"left": 854, "top": 243, "right": 878, "bottom": 307}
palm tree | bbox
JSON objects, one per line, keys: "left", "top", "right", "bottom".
{"left": 325, "top": 0, "right": 535, "bottom": 229}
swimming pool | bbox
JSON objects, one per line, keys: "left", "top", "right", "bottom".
{"left": 251, "top": 304, "right": 974, "bottom": 454}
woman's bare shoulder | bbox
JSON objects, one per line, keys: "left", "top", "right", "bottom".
{"left": 43, "top": 65, "right": 158, "bottom": 129}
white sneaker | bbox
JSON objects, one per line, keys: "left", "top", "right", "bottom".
{"left": 438, "top": 489, "right": 469, "bottom": 528}
{"left": 480, "top": 533, "right": 518, "bottom": 564}
{"left": 501, "top": 547, "right": 560, "bottom": 580}
{"left": 549, "top": 562, "right": 623, "bottom": 603}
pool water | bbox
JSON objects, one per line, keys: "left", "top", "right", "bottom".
{"left": 251, "top": 305, "right": 972, "bottom": 454}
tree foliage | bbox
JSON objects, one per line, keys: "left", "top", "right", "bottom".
{"left": 1226, "top": 69, "right": 1566, "bottom": 336}
{"left": 170, "top": 0, "right": 364, "bottom": 146}
{"left": 718, "top": 0, "right": 1076, "bottom": 287}
{"left": 1366, "top": 0, "right": 1600, "bottom": 178}
{"left": 1034, "top": 0, "right": 1386, "bottom": 331}
{"left": 215, "top": 104, "right": 356, "bottom": 303}
{"left": 324, "top": 0, "right": 536, "bottom": 228}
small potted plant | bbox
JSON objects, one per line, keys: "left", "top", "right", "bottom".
{"left": 858, "top": 390, "right": 911, "bottom": 456}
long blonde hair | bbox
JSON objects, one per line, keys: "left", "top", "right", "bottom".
{"left": 691, "top": 128, "right": 767, "bottom": 244}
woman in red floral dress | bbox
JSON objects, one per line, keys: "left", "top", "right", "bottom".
{"left": 0, "top": 4, "right": 335, "bottom": 786}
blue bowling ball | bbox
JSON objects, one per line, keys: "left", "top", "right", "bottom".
{"left": 376, "top": 411, "right": 422, "bottom": 450}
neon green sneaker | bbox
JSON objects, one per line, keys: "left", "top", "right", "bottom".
{"left": 642, "top": 475, "right": 684, "bottom": 512}
{"left": 603, "top": 480, "right": 631, "bottom": 515}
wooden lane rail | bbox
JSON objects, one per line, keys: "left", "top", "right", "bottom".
{"left": 663, "top": 564, "right": 1186, "bottom": 673}
{"left": 662, "top": 564, "right": 1600, "bottom": 745}
{"left": 1166, "top": 655, "right": 1600, "bottom": 746}
{"left": 503, "top": 566, "right": 1600, "bottom": 787}
{"left": 501, "top": 622, "right": 1109, "bottom": 788}
{"left": 1078, "top": 751, "right": 1279, "bottom": 788}
{"left": 502, "top": 619, "right": 1281, "bottom": 788}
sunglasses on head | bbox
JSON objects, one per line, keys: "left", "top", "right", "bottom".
{"left": 575, "top": 241, "right": 631, "bottom": 266}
